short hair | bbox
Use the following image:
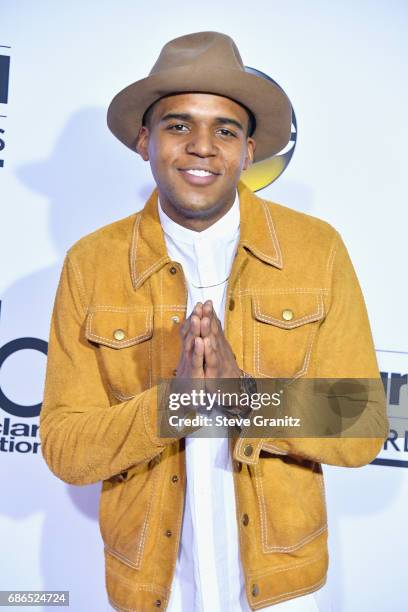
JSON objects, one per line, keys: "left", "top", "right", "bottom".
{"left": 142, "top": 94, "right": 256, "bottom": 137}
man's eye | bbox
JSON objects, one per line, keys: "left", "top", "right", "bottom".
{"left": 168, "top": 124, "right": 188, "bottom": 132}
{"left": 218, "top": 128, "right": 236, "bottom": 137}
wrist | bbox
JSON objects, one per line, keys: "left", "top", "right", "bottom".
{"left": 222, "top": 370, "right": 257, "bottom": 419}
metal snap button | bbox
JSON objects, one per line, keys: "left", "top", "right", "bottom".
{"left": 251, "top": 584, "right": 259, "bottom": 597}
{"left": 243, "top": 444, "right": 253, "bottom": 457}
{"left": 242, "top": 513, "right": 249, "bottom": 526}
{"left": 169, "top": 266, "right": 177, "bottom": 275}
{"left": 165, "top": 529, "right": 172, "bottom": 537}
{"left": 154, "top": 600, "right": 162, "bottom": 607}
{"left": 229, "top": 298, "right": 235, "bottom": 311}
{"left": 282, "top": 309, "right": 294, "bottom": 321}
{"left": 171, "top": 315, "right": 180, "bottom": 324}
{"left": 171, "top": 474, "right": 179, "bottom": 483}
{"left": 113, "top": 328, "right": 126, "bottom": 341}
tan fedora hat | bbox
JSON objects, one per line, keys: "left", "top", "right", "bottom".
{"left": 107, "top": 31, "right": 292, "bottom": 163}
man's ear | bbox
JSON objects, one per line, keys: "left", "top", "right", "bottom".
{"left": 242, "top": 137, "right": 256, "bottom": 171}
{"left": 135, "top": 126, "right": 150, "bottom": 161}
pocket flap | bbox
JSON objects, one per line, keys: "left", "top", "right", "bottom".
{"left": 85, "top": 307, "right": 153, "bottom": 348}
{"left": 252, "top": 294, "right": 325, "bottom": 329}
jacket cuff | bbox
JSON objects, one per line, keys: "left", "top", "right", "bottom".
{"left": 233, "top": 437, "right": 263, "bottom": 465}
{"left": 141, "top": 382, "right": 179, "bottom": 448}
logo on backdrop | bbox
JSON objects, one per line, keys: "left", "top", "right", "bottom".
{"left": 0, "top": 301, "right": 46, "bottom": 455}
{"left": 0, "top": 44, "right": 11, "bottom": 169}
{"left": 240, "top": 66, "right": 297, "bottom": 192}
{"left": 374, "top": 350, "right": 408, "bottom": 468}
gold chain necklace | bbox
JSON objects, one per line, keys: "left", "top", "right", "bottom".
{"left": 190, "top": 275, "right": 230, "bottom": 289}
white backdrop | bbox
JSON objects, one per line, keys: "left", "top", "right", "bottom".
{"left": 0, "top": 1, "right": 407, "bottom": 610}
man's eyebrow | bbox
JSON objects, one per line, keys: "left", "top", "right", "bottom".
{"left": 214, "top": 116, "right": 244, "bottom": 131}
{"left": 160, "top": 113, "right": 193, "bottom": 123}
{"left": 159, "top": 112, "right": 244, "bottom": 131}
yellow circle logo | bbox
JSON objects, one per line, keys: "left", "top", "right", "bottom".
{"left": 241, "top": 67, "right": 297, "bottom": 192}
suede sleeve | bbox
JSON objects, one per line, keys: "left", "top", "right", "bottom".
{"left": 39, "top": 254, "right": 176, "bottom": 486}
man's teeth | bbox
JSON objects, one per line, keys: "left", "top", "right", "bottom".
{"left": 185, "top": 169, "right": 213, "bottom": 177}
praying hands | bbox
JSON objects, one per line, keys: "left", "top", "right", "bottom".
{"left": 176, "top": 300, "right": 241, "bottom": 380}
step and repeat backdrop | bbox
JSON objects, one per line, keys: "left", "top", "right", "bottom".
{"left": 1, "top": 1, "right": 407, "bottom": 611}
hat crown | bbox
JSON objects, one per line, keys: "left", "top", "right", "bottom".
{"left": 107, "top": 31, "right": 292, "bottom": 163}
{"left": 149, "top": 31, "right": 244, "bottom": 75}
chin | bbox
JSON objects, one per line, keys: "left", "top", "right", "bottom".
{"left": 174, "top": 200, "right": 221, "bottom": 220}
{"left": 169, "top": 188, "right": 223, "bottom": 218}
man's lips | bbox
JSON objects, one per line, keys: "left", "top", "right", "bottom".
{"left": 177, "top": 167, "right": 221, "bottom": 186}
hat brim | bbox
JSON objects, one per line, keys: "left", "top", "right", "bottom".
{"left": 107, "top": 66, "right": 292, "bottom": 163}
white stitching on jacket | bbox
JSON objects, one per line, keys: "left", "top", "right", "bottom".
{"left": 261, "top": 442, "right": 289, "bottom": 456}
{"left": 108, "top": 385, "right": 136, "bottom": 402}
{"left": 253, "top": 576, "right": 327, "bottom": 607}
{"left": 254, "top": 462, "right": 328, "bottom": 554}
{"left": 85, "top": 310, "right": 153, "bottom": 347}
{"left": 91, "top": 305, "right": 151, "bottom": 312}
{"left": 130, "top": 213, "right": 142, "bottom": 288}
{"left": 254, "top": 296, "right": 323, "bottom": 379}
{"left": 237, "top": 288, "right": 329, "bottom": 296}
{"left": 253, "top": 295, "right": 324, "bottom": 329}
{"left": 248, "top": 549, "right": 326, "bottom": 579}
{"left": 135, "top": 454, "right": 160, "bottom": 569}
{"left": 326, "top": 232, "right": 338, "bottom": 277}
{"left": 262, "top": 200, "right": 283, "bottom": 267}
{"left": 136, "top": 256, "right": 169, "bottom": 289}
{"left": 67, "top": 255, "right": 87, "bottom": 313}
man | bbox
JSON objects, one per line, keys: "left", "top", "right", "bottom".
{"left": 40, "top": 32, "right": 388, "bottom": 611}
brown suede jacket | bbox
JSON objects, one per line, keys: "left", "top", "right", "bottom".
{"left": 40, "top": 181, "right": 388, "bottom": 610}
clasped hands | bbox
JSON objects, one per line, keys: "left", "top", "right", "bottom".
{"left": 176, "top": 299, "right": 241, "bottom": 380}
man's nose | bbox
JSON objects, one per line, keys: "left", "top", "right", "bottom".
{"left": 186, "top": 127, "right": 216, "bottom": 157}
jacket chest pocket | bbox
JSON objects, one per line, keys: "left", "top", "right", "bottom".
{"left": 85, "top": 307, "right": 153, "bottom": 401}
{"left": 251, "top": 293, "right": 325, "bottom": 378}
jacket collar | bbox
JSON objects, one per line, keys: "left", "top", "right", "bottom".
{"left": 237, "top": 181, "right": 283, "bottom": 269}
{"left": 130, "top": 188, "right": 172, "bottom": 290}
{"left": 130, "top": 180, "right": 283, "bottom": 290}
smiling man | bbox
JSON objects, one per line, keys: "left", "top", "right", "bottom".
{"left": 137, "top": 92, "right": 255, "bottom": 228}
{"left": 40, "top": 31, "right": 387, "bottom": 612}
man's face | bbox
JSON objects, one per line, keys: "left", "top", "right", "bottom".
{"left": 136, "top": 92, "right": 256, "bottom": 227}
